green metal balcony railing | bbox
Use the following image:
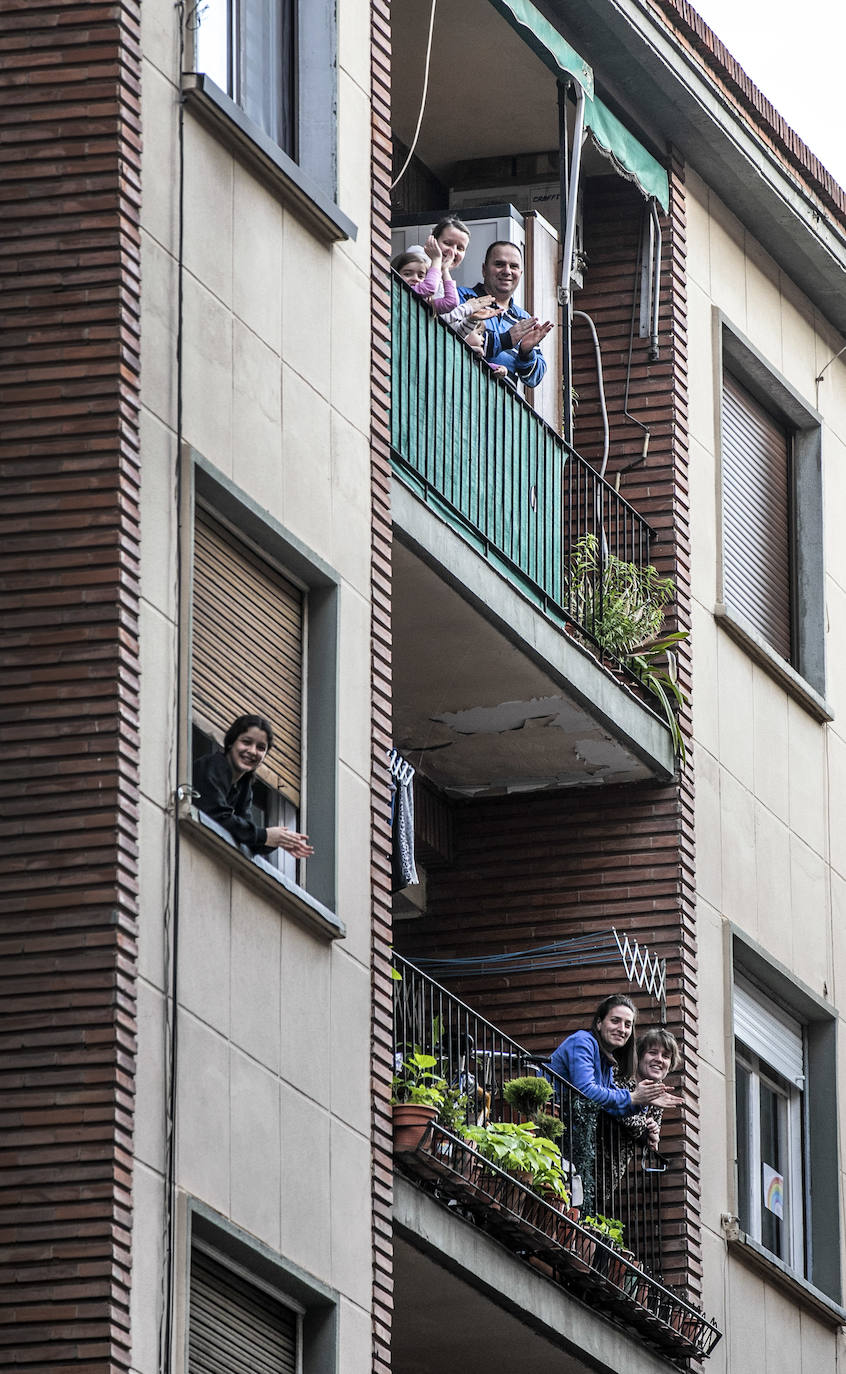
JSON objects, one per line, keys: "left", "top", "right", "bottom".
{"left": 391, "top": 275, "right": 654, "bottom": 641}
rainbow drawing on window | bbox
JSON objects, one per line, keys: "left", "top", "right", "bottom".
{"left": 762, "top": 1163, "right": 784, "bottom": 1219}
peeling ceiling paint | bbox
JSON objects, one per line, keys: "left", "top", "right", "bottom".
{"left": 433, "top": 696, "right": 586, "bottom": 736}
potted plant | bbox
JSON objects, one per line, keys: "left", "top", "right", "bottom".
{"left": 583, "top": 1214, "right": 632, "bottom": 1287}
{"left": 567, "top": 532, "right": 690, "bottom": 758}
{"left": 460, "top": 1120, "right": 570, "bottom": 1223}
{"left": 392, "top": 1049, "right": 447, "bottom": 1152}
{"left": 502, "top": 1075, "right": 554, "bottom": 1121}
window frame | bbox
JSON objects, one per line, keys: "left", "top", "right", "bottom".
{"left": 183, "top": 0, "right": 356, "bottom": 245}
{"left": 186, "top": 1200, "right": 339, "bottom": 1374}
{"left": 182, "top": 452, "right": 341, "bottom": 929}
{"left": 728, "top": 929, "right": 841, "bottom": 1305}
{"left": 714, "top": 312, "right": 830, "bottom": 720}
{"left": 734, "top": 1002, "right": 805, "bottom": 1272}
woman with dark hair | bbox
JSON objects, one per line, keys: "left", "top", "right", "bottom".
{"left": 192, "top": 713, "right": 313, "bottom": 859}
{"left": 548, "top": 995, "right": 679, "bottom": 1212}
{"left": 622, "top": 1027, "right": 682, "bottom": 1150}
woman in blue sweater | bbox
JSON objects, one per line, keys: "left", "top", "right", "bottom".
{"left": 549, "top": 995, "right": 680, "bottom": 1211}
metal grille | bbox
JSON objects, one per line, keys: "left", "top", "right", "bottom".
{"left": 722, "top": 370, "right": 793, "bottom": 661}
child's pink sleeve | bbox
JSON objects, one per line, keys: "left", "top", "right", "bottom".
{"left": 431, "top": 278, "right": 459, "bottom": 315}
{"left": 409, "top": 263, "right": 442, "bottom": 300}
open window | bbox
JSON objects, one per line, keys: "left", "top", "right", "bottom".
{"left": 192, "top": 0, "right": 296, "bottom": 155}
{"left": 187, "top": 459, "right": 339, "bottom": 916}
{"left": 730, "top": 936, "right": 840, "bottom": 1304}
{"left": 192, "top": 508, "right": 304, "bottom": 882}
{"left": 734, "top": 976, "right": 805, "bottom": 1271}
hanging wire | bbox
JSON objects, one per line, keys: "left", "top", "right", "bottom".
{"left": 391, "top": 0, "right": 437, "bottom": 190}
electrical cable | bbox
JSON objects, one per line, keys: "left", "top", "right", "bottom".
{"left": 391, "top": 0, "right": 437, "bottom": 191}
{"left": 158, "top": 8, "right": 187, "bottom": 1372}
{"left": 572, "top": 310, "right": 609, "bottom": 478}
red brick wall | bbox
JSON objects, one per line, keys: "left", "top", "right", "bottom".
{"left": 370, "top": 0, "right": 394, "bottom": 1369}
{"left": 0, "top": 1, "right": 142, "bottom": 1367}
{"left": 398, "top": 156, "right": 701, "bottom": 1300}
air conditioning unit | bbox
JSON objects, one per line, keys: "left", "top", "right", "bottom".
{"left": 391, "top": 203, "right": 526, "bottom": 306}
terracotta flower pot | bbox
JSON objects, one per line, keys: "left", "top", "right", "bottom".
{"left": 392, "top": 1102, "right": 438, "bottom": 1152}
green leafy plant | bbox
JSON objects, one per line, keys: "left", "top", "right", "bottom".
{"left": 567, "top": 533, "right": 690, "bottom": 758}
{"left": 461, "top": 1121, "right": 570, "bottom": 1202}
{"left": 502, "top": 1075, "right": 554, "bottom": 1117}
{"left": 532, "top": 1110, "right": 564, "bottom": 1143}
{"left": 628, "top": 630, "right": 690, "bottom": 762}
{"left": 392, "top": 1050, "right": 447, "bottom": 1109}
{"left": 583, "top": 1213, "right": 625, "bottom": 1247}
{"left": 437, "top": 1083, "right": 470, "bottom": 1133}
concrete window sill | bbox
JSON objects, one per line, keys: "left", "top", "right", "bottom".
{"left": 180, "top": 806, "right": 345, "bottom": 942}
{"left": 181, "top": 74, "right": 357, "bottom": 244}
{"left": 715, "top": 602, "right": 833, "bottom": 723}
{"left": 723, "top": 1221, "right": 845, "bottom": 1326}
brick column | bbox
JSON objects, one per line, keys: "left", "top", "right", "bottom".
{"left": 0, "top": 3, "right": 142, "bottom": 1367}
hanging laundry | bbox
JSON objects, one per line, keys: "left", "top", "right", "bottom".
{"left": 388, "top": 749, "right": 418, "bottom": 892}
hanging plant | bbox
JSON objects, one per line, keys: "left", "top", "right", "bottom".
{"left": 567, "top": 533, "right": 689, "bottom": 760}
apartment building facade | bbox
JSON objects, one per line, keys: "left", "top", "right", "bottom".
{"left": 2, "top": 0, "right": 391, "bottom": 1370}
{"left": 386, "top": 0, "right": 846, "bottom": 1372}
{"left": 2, "top": 0, "right": 846, "bottom": 1373}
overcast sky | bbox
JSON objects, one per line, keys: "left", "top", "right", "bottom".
{"left": 689, "top": 0, "right": 846, "bottom": 190}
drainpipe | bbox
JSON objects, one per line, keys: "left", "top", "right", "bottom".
{"left": 648, "top": 198, "right": 661, "bottom": 363}
{"left": 559, "top": 79, "right": 585, "bottom": 446}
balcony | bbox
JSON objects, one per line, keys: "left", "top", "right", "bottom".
{"left": 391, "top": 956, "right": 721, "bottom": 1369}
{"left": 391, "top": 279, "right": 676, "bottom": 795}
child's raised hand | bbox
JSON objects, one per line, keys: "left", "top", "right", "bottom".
{"left": 441, "top": 245, "right": 456, "bottom": 270}
{"left": 469, "top": 295, "right": 501, "bottom": 320}
{"left": 423, "top": 233, "right": 442, "bottom": 263}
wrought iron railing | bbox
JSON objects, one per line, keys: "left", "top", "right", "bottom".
{"left": 390, "top": 276, "right": 655, "bottom": 667}
{"left": 392, "top": 954, "right": 721, "bottom": 1360}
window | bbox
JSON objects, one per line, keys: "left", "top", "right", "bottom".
{"left": 717, "top": 319, "right": 826, "bottom": 709}
{"left": 193, "top": 0, "right": 296, "bottom": 155}
{"left": 734, "top": 977, "right": 805, "bottom": 1271}
{"left": 188, "top": 459, "right": 340, "bottom": 915}
{"left": 730, "top": 935, "right": 840, "bottom": 1303}
{"left": 192, "top": 508, "right": 304, "bottom": 816}
{"left": 188, "top": 1205, "right": 338, "bottom": 1374}
{"left": 185, "top": 0, "right": 345, "bottom": 229}
{"left": 189, "top": 1245, "right": 301, "bottom": 1372}
{"left": 722, "top": 372, "right": 793, "bottom": 662}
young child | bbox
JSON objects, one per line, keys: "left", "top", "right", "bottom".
{"left": 464, "top": 317, "right": 508, "bottom": 377}
{"left": 391, "top": 233, "right": 459, "bottom": 315}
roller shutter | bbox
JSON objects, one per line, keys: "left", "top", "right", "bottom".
{"left": 188, "top": 1249, "right": 298, "bottom": 1374}
{"left": 722, "top": 371, "right": 793, "bottom": 663}
{"left": 734, "top": 976, "right": 804, "bottom": 1088}
{"left": 193, "top": 509, "right": 303, "bottom": 807}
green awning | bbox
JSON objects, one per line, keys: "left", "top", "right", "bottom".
{"left": 486, "top": 0, "right": 669, "bottom": 213}
{"left": 584, "top": 95, "right": 670, "bottom": 213}
{"left": 487, "top": 0, "right": 594, "bottom": 98}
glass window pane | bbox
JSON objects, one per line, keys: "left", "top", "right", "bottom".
{"left": 194, "top": 0, "right": 231, "bottom": 93}
{"left": 759, "top": 1079, "right": 785, "bottom": 1259}
{"left": 241, "top": 0, "right": 295, "bottom": 154}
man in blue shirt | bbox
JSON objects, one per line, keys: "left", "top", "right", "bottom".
{"left": 458, "top": 240, "right": 552, "bottom": 388}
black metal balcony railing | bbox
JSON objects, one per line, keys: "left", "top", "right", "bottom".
{"left": 391, "top": 277, "right": 655, "bottom": 669}
{"left": 392, "top": 955, "right": 721, "bottom": 1362}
